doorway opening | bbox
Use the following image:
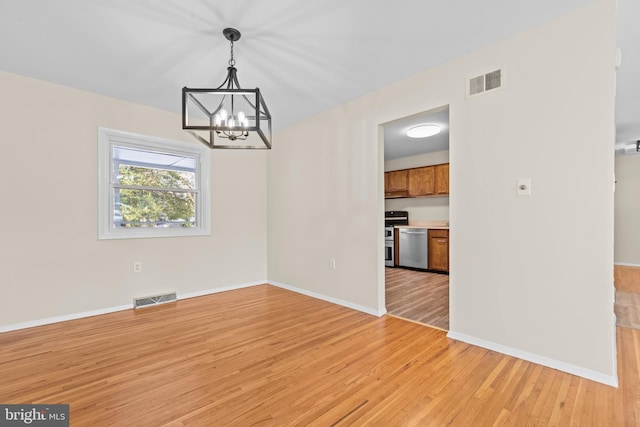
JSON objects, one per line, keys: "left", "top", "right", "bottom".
{"left": 382, "top": 105, "right": 450, "bottom": 331}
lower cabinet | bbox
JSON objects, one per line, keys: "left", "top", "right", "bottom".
{"left": 428, "top": 229, "right": 449, "bottom": 272}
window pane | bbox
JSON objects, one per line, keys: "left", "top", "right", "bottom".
{"left": 113, "top": 146, "right": 196, "bottom": 172}
{"left": 116, "top": 164, "right": 195, "bottom": 190}
{"left": 115, "top": 189, "right": 196, "bottom": 228}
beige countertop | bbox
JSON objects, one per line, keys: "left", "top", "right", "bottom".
{"left": 395, "top": 221, "right": 449, "bottom": 230}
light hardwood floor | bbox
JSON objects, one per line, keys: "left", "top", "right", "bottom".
{"left": 385, "top": 267, "right": 449, "bottom": 330}
{"left": 614, "top": 265, "right": 640, "bottom": 293}
{"left": 1, "top": 285, "right": 637, "bottom": 426}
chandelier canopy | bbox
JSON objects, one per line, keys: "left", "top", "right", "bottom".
{"left": 182, "top": 28, "right": 272, "bottom": 149}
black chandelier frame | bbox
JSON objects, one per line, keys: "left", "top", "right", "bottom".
{"left": 182, "top": 28, "right": 272, "bottom": 149}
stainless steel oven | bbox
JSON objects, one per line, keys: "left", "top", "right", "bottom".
{"left": 385, "top": 227, "right": 395, "bottom": 267}
{"left": 384, "top": 227, "right": 394, "bottom": 239}
{"left": 384, "top": 211, "right": 409, "bottom": 267}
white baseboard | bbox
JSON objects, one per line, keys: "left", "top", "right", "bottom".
{"left": 446, "top": 330, "right": 618, "bottom": 387}
{"left": 0, "top": 280, "right": 268, "bottom": 334}
{"left": 611, "top": 315, "right": 618, "bottom": 388}
{"left": 614, "top": 262, "right": 640, "bottom": 268}
{"left": 268, "top": 280, "right": 386, "bottom": 317}
{"left": 0, "top": 304, "right": 132, "bottom": 333}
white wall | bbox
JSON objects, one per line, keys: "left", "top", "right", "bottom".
{"left": 268, "top": 0, "right": 616, "bottom": 383}
{"left": 385, "top": 197, "right": 449, "bottom": 222}
{"left": 0, "top": 71, "right": 267, "bottom": 329}
{"left": 384, "top": 150, "right": 449, "bottom": 172}
{"left": 615, "top": 154, "right": 640, "bottom": 265}
{"left": 384, "top": 150, "right": 450, "bottom": 221}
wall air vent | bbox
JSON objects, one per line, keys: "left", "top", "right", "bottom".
{"left": 469, "top": 75, "right": 485, "bottom": 96}
{"left": 467, "top": 68, "right": 504, "bottom": 97}
{"left": 134, "top": 292, "right": 177, "bottom": 309}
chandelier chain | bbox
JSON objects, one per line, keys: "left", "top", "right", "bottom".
{"left": 228, "top": 40, "right": 236, "bottom": 67}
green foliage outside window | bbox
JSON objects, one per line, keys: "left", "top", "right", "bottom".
{"left": 117, "top": 165, "right": 196, "bottom": 228}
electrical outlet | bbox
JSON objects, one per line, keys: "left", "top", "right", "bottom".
{"left": 133, "top": 262, "right": 142, "bottom": 273}
{"left": 329, "top": 259, "right": 336, "bottom": 270}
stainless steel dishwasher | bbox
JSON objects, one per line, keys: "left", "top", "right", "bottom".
{"left": 398, "top": 228, "right": 428, "bottom": 269}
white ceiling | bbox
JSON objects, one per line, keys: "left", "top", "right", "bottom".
{"left": 384, "top": 107, "right": 449, "bottom": 161}
{"left": 1, "top": 0, "right": 636, "bottom": 157}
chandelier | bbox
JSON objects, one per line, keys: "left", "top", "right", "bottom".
{"left": 182, "top": 28, "right": 272, "bottom": 149}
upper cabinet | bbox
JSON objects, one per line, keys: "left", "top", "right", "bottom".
{"left": 408, "top": 166, "right": 435, "bottom": 197}
{"left": 385, "top": 163, "right": 449, "bottom": 199}
{"left": 434, "top": 163, "right": 449, "bottom": 195}
{"left": 384, "top": 170, "right": 409, "bottom": 198}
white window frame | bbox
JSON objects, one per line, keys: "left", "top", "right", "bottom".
{"left": 98, "top": 127, "right": 210, "bottom": 240}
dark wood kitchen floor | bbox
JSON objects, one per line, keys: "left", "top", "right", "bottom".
{"left": 385, "top": 267, "right": 449, "bottom": 330}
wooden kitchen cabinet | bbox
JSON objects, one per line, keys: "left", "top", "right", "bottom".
{"left": 428, "top": 229, "right": 449, "bottom": 272}
{"left": 384, "top": 170, "right": 408, "bottom": 196}
{"left": 408, "top": 166, "right": 435, "bottom": 196}
{"left": 385, "top": 163, "right": 449, "bottom": 198}
{"left": 435, "top": 163, "right": 449, "bottom": 195}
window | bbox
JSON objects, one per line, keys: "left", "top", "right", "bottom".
{"left": 98, "top": 127, "right": 210, "bottom": 239}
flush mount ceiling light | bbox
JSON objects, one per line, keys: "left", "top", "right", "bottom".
{"left": 182, "top": 28, "right": 272, "bottom": 149}
{"left": 406, "top": 124, "right": 441, "bottom": 138}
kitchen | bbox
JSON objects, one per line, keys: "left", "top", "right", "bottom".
{"left": 383, "top": 106, "right": 450, "bottom": 330}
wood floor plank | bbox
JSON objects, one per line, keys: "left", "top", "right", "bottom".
{"left": 385, "top": 267, "right": 449, "bottom": 330}
{"left": 615, "top": 265, "right": 640, "bottom": 293}
{"left": 616, "top": 290, "right": 640, "bottom": 329}
{"left": 0, "top": 284, "right": 637, "bottom": 426}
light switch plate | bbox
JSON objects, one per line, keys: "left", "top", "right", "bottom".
{"left": 517, "top": 178, "right": 531, "bottom": 196}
